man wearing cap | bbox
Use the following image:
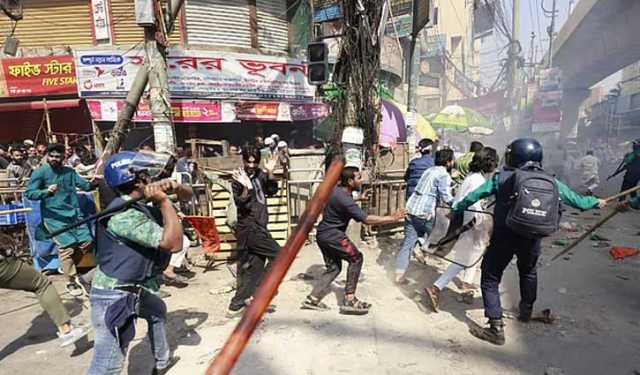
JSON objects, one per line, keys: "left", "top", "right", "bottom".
{"left": 88, "top": 151, "right": 186, "bottom": 375}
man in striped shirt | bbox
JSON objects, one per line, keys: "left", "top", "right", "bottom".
{"left": 395, "top": 149, "right": 456, "bottom": 283}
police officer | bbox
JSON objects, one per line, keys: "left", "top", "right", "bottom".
{"left": 452, "top": 138, "right": 606, "bottom": 345}
{"left": 87, "top": 152, "right": 186, "bottom": 375}
{"left": 618, "top": 139, "right": 640, "bottom": 201}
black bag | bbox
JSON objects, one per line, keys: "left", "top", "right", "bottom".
{"left": 505, "top": 163, "right": 560, "bottom": 238}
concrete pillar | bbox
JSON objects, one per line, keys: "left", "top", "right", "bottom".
{"left": 560, "top": 88, "right": 590, "bottom": 139}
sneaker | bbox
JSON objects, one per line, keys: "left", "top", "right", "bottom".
{"left": 65, "top": 282, "right": 84, "bottom": 297}
{"left": 161, "top": 274, "right": 189, "bottom": 288}
{"left": 226, "top": 306, "right": 245, "bottom": 319}
{"left": 152, "top": 356, "right": 180, "bottom": 375}
{"left": 58, "top": 325, "right": 91, "bottom": 347}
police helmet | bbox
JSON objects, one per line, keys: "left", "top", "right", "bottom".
{"left": 505, "top": 138, "right": 543, "bottom": 168}
{"left": 104, "top": 151, "right": 174, "bottom": 189}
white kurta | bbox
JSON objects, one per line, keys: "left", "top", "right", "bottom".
{"left": 434, "top": 172, "right": 493, "bottom": 289}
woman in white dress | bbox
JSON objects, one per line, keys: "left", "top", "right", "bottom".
{"left": 424, "top": 147, "right": 499, "bottom": 312}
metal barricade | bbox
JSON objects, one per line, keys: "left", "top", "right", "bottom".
{"left": 362, "top": 179, "right": 407, "bottom": 236}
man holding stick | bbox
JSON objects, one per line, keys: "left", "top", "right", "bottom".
{"left": 452, "top": 138, "right": 606, "bottom": 345}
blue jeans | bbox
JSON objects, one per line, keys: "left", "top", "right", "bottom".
{"left": 87, "top": 287, "right": 170, "bottom": 375}
{"left": 395, "top": 215, "right": 434, "bottom": 274}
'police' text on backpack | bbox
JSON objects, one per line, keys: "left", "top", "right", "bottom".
{"left": 505, "top": 164, "right": 560, "bottom": 238}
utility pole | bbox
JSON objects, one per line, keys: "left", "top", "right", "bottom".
{"left": 406, "top": 31, "right": 420, "bottom": 151}
{"left": 145, "top": 0, "right": 176, "bottom": 153}
{"left": 507, "top": 0, "right": 520, "bottom": 130}
{"left": 543, "top": 0, "right": 557, "bottom": 68}
{"left": 406, "top": 0, "right": 431, "bottom": 151}
{"left": 94, "top": 0, "right": 184, "bottom": 174}
{"left": 528, "top": 32, "right": 536, "bottom": 79}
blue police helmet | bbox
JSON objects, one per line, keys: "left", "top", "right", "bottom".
{"left": 505, "top": 138, "right": 543, "bottom": 168}
{"left": 104, "top": 151, "right": 138, "bottom": 189}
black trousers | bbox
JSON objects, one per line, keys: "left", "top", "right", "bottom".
{"left": 480, "top": 227, "right": 541, "bottom": 319}
{"left": 229, "top": 225, "right": 280, "bottom": 311}
{"left": 310, "top": 237, "right": 364, "bottom": 300}
{"left": 620, "top": 174, "right": 640, "bottom": 201}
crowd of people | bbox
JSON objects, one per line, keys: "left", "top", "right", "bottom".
{"left": 1, "top": 132, "right": 640, "bottom": 373}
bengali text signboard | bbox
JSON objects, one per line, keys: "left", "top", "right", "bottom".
{"left": 74, "top": 48, "right": 316, "bottom": 101}
{"left": 0, "top": 55, "right": 77, "bottom": 98}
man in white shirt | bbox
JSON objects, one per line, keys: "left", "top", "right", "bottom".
{"left": 578, "top": 150, "right": 600, "bottom": 195}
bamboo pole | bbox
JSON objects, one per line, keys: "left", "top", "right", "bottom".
{"left": 603, "top": 184, "right": 640, "bottom": 204}
{"left": 205, "top": 157, "right": 345, "bottom": 375}
{"left": 551, "top": 208, "right": 618, "bottom": 261}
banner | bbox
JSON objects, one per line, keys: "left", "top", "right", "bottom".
{"left": 74, "top": 48, "right": 315, "bottom": 101}
{"left": 87, "top": 99, "right": 329, "bottom": 123}
{"left": 87, "top": 99, "right": 234, "bottom": 123}
{"left": 0, "top": 55, "right": 77, "bottom": 98}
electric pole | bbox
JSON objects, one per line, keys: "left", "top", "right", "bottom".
{"left": 406, "top": 0, "right": 431, "bottom": 151}
{"left": 94, "top": 0, "right": 184, "bottom": 174}
{"left": 543, "top": 0, "right": 557, "bottom": 68}
{"left": 507, "top": 0, "right": 520, "bottom": 130}
{"left": 529, "top": 32, "right": 536, "bottom": 79}
{"left": 145, "top": 0, "right": 176, "bottom": 153}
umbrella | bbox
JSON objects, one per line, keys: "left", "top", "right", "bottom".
{"left": 429, "top": 105, "right": 494, "bottom": 135}
{"left": 380, "top": 99, "right": 437, "bottom": 146}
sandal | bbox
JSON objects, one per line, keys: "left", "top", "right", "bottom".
{"left": 424, "top": 287, "right": 440, "bottom": 312}
{"left": 460, "top": 290, "right": 475, "bottom": 305}
{"left": 339, "top": 297, "right": 371, "bottom": 315}
{"left": 300, "top": 296, "right": 330, "bottom": 311}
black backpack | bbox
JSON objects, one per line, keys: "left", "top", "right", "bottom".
{"left": 505, "top": 163, "right": 561, "bottom": 239}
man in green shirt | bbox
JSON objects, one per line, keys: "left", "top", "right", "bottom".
{"left": 453, "top": 141, "right": 483, "bottom": 184}
{"left": 451, "top": 138, "right": 606, "bottom": 345}
{"left": 25, "top": 144, "right": 100, "bottom": 297}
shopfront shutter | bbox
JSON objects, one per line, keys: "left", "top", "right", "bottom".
{"left": 256, "top": 0, "right": 289, "bottom": 52}
{"left": 111, "top": 0, "right": 182, "bottom": 46}
{"left": 0, "top": 0, "right": 93, "bottom": 48}
{"left": 185, "top": 0, "right": 252, "bottom": 48}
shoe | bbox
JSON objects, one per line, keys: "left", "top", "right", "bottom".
{"left": 339, "top": 297, "right": 371, "bottom": 315}
{"left": 152, "top": 356, "right": 180, "bottom": 375}
{"left": 425, "top": 287, "right": 440, "bottom": 312}
{"left": 77, "top": 274, "right": 92, "bottom": 295}
{"left": 394, "top": 273, "right": 407, "bottom": 285}
{"left": 460, "top": 290, "right": 475, "bottom": 305}
{"left": 470, "top": 318, "right": 505, "bottom": 345}
{"left": 518, "top": 307, "right": 532, "bottom": 323}
{"left": 161, "top": 274, "right": 189, "bottom": 288}
{"left": 226, "top": 306, "right": 245, "bottom": 319}
{"left": 65, "top": 281, "right": 84, "bottom": 297}
{"left": 58, "top": 325, "right": 91, "bottom": 347}
{"left": 300, "top": 296, "right": 330, "bottom": 311}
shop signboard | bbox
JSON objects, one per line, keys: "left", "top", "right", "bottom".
{"left": 74, "top": 48, "right": 315, "bottom": 101}
{"left": 531, "top": 121, "right": 561, "bottom": 133}
{"left": 0, "top": 55, "right": 77, "bottom": 98}
{"left": 86, "top": 99, "right": 234, "bottom": 123}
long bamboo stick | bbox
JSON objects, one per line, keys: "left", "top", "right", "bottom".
{"left": 551, "top": 208, "right": 618, "bottom": 261}
{"left": 205, "top": 157, "right": 345, "bottom": 375}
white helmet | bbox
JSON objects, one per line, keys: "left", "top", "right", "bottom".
{"left": 277, "top": 141, "right": 287, "bottom": 148}
{"left": 264, "top": 137, "right": 275, "bottom": 146}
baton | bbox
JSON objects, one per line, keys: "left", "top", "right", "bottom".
{"left": 44, "top": 196, "right": 145, "bottom": 239}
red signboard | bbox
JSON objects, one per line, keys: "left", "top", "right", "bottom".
{"left": 0, "top": 55, "right": 77, "bottom": 98}
{"left": 87, "top": 99, "right": 223, "bottom": 123}
{"left": 236, "top": 102, "right": 281, "bottom": 121}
